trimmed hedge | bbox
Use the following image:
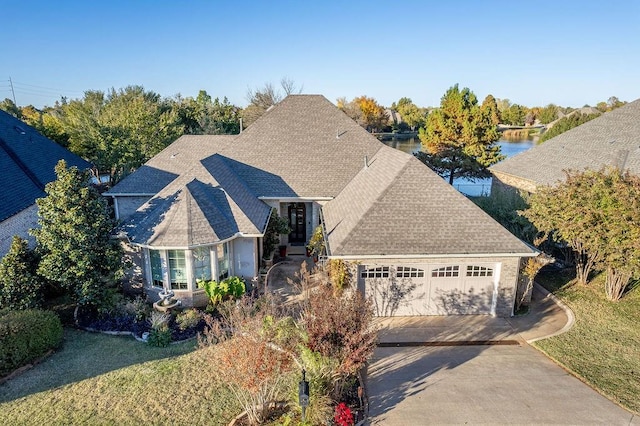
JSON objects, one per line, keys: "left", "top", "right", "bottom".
{"left": 0, "top": 309, "right": 63, "bottom": 376}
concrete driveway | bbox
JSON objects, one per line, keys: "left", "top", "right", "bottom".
{"left": 367, "top": 285, "right": 637, "bottom": 425}
{"left": 367, "top": 344, "right": 636, "bottom": 425}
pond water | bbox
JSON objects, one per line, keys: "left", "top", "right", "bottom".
{"left": 382, "top": 135, "right": 536, "bottom": 196}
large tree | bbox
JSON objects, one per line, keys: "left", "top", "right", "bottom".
{"left": 523, "top": 167, "right": 640, "bottom": 300}
{"left": 242, "top": 77, "right": 302, "bottom": 127}
{"left": 172, "top": 90, "right": 241, "bottom": 135}
{"left": 32, "top": 161, "right": 124, "bottom": 309}
{"left": 60, "top": 86, "right": 184, "bottom": 184}
{"left": 416, "top": 84, "right": 503, "bottom": 184}
{"left": 393, "top": 97, "right": 427, "bottom": 131}
{"left": 337, "top": 95, "right": 388, "bottom": 133}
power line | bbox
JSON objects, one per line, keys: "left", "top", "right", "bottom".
{"left": 11, "top": 80, "right": 84, "bottom": 95}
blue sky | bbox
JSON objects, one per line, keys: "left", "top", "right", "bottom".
{"left": 1, "top": 0, "right": 638, "bottom": 109}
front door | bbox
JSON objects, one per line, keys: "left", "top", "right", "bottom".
{"left": 288, "top": 203, "right": 306, "bottom": 244}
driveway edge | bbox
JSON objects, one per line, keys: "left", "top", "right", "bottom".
{"left": 526, "top": 282, "right": 575, "bottom": 343}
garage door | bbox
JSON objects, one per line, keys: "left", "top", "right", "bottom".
{"left": 362, "top": 264, "right": 497, "bottom": 316}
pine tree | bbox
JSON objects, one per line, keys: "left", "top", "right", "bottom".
{"left": 417, "top": 84, "right": 503, "bottom": 184}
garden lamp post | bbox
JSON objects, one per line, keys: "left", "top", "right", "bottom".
{"left": 298, "top": 369, "right": 310, "bottom": 422}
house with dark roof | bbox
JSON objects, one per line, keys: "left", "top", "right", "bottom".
{"left": 491, "top": 99, "right": 640, "bottom": 193}
{"left": 0, "top": 110, "right": 92, "bottom": 257}
{"left": 107, "top": 95, "right": 536, "bottom": 317}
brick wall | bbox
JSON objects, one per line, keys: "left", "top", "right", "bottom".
{"left": 0, "top": 204, "right": 38, "bottom": 257}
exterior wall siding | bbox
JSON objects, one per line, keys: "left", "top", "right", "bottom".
{"left": 346, "top": 256, "right": 522, "bottom": 317}
{"left": 0, "top": 204, "right": 38, "bottom": 257}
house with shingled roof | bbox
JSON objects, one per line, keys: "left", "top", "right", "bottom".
{"left": 107, "top": 95, "right": 536, "bottom": 316}
{"left": 0, "top": 110, "right": 92, "bottom": 257}
{"left": 491, "top": 98, "right": 640, "bottom": 193}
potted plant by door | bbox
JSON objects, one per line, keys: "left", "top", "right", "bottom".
{"left": 263, "top": 209, "right": 291, "bottom": 261}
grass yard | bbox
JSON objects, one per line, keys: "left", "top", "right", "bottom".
{"left": 535, "top": 269, "right": 640, "bottom": 414}
{"left": 0, "top": 328, "right": 240, "bottom": 425}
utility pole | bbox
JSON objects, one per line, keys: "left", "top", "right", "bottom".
{"left": 9, "top": 77, "right": 17, "bottom": 105}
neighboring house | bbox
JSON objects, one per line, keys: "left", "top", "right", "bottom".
{"left": 0, "top": 110, "right": 92, "bottom": 257}
{"left": 491, "top": 98, "right": 640, "bottom": 193}
{"left": 107, "top": 95, "right": 536, "bottom": 316}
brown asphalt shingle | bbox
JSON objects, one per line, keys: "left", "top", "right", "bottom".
{"left": 491, "top": 98, "right": 640, "bottom": 189}
{"left": 324, "top": 145, "right": 533, "bottom": 256}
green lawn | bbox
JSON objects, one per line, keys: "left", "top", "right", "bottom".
{"left": 0, "top": 328, "right": 240, "bottom": 425}
{"left": 534, "top": 270, "right": 640, "bottom": 414}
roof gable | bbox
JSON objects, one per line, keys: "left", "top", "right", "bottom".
{"left": 491, "top": 99, "right": 640, "bottom": 189}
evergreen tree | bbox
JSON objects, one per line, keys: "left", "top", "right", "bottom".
{"left": 32, "top": 161, "right": 124, "bottom": 308}
{"left": 0, "top": 236, "right": 42, "bottom": 310}
{"left": 417, "top": 84, "right": 503, "bottom": 184}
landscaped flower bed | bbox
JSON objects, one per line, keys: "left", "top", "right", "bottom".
{"left": 75, "top": 297, "right": 207, "bottom": 342}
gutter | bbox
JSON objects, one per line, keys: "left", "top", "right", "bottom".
{"left": 326, "top": 252, "right": 538, "bottom": 260}
{"left": 124, "top": 232, "right": 264, "bottom": 250}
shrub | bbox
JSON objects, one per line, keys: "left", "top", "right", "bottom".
{"left": 147, "top": 311, "right": 171, "bottom": 347}
{"left": 122, "top": 295, "right": 150, "bottom": 322}
{"left": 176, "top": 308, "right": 202, "bottom": 331}
{"left": 0, "top": 309, "right": 63, "bottom": 376}
{"left": 305, "top": 284, "right": 377, "bottom": 377}
{"left": 198, "top": 276, "right": 246, "bottom": 306}
{"left": 0, "top": 236, "right": 42, "bottom": 310}
{"left": 147, "top": 327, "right": 172, "bottom": 347}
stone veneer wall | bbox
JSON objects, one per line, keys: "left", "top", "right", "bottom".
{"left": 0, "top": 204, "right": 38, "bottom": 257}
{"left": 491, "top": 171, "right": 538, "bottom": 194}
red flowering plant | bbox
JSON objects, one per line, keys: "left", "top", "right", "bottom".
{"left": 334, "top": 402, "right": 354, "bottom": 426}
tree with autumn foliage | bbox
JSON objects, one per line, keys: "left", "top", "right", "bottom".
{"left": 522, "top": 167, "right": 640, "bottom": 301}
{"left": 337, "top": 96, "right": 387, "bottom": 133}
{"left": 416, "top": 84, "right": 503, "bottom": 184}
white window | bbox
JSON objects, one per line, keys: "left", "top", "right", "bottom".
{"left": 193, "top": 247, "right": 212, "bottom": 283}
{"left": 396, "top": 266, "right": 425, "bottom": 278}
{"left": 150, "top": 250, "right": 164, "bottom": 288}
{"left": 361, "top": 266, "right": 390, "bottom": 279}
{"left": 217, "top": 243, "right": 229, "bottom": 281}
{"left": 466, "top": 265, "right": 493, "bottom": 277}
{"left": 431, "top": 265, "right": 459, "bottom": 278}
{"left": 168, "top": 250, "right": 188, "bottom": 290}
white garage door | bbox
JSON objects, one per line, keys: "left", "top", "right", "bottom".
{"left": 363, "top": 264, "right": 497, "bottom": 316}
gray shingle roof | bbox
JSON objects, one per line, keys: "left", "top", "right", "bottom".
{"left": 121, "top": 156, "right": 271, "bottom": 247}
{"left": 105, "top": 135, "right": 236, "bottom": 195}
{"left": 113, "top": 94, "right": 532, "bottom": 256}
{"left": 217, "top": 95, "right": 383, "bottom": 197}
{"left": 108, "top": 96, "right": 382, "bottom": 198}
{"left": 323, "top": 145, "right": 534, "bottom": 256}
{"left": 0, "top": 110, "right": 91, "bottom": 221}
{"left": 491, "top": 99, "right": 640, "bottom": 189}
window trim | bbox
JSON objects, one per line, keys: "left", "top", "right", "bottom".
{"left": 361, "top": 266, "right": 390, "bottom": 279}
{"left": 431, "top": 265, "right": 460, "bottom": 278}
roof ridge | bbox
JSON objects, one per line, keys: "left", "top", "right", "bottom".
{"left": 330, "top": 148, "right": 411, "bottom": 254}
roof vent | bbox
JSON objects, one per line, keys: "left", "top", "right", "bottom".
{"left": 364, "top": 155, "right": 369, "bottom": 169}
{"left": 14, "top": 125, "right": 26, "bottom": 135}
{"left": 170, "top": 153, "right": 178, "bottom": 159}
